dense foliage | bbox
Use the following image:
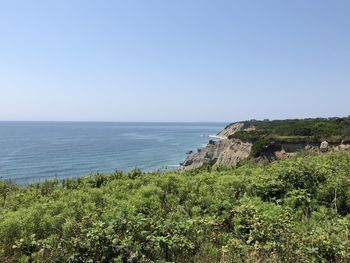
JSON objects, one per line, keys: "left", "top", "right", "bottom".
{"left": 229, "top": 116, "right": 350, "bottom": 143}
{"left": 1, "top": 152, "right": 350, "bottom": 262}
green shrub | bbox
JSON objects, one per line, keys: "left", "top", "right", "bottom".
{"left": 251, "top": 137, "right": 270, "bottom": 157}
{"left": 1, "top": 152, "right": 350, "bottom": 262}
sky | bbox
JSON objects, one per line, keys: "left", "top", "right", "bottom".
{"left": 0, "top": 0, "right": 349, "bottom": 122}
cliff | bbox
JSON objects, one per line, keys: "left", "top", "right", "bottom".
{"left": 182, "top": 122, "right": 253, "bottom": 169}
{"left": 182, "top": 117, "right": 350, "bottom": 170}
{"left": 216, "top": 123, "right": 244, "bottom": 138}
{"left": 181, "top": 138, "right": 252, "bottom": 169}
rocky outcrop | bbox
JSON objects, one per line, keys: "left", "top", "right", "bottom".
{"left": 181, "top": 138, "right": 252, "bottom": 170}
{"left": 216, "top": 123, "right": 244, "bottom": 139}
{"left": 336, "top": 143, "right": 350, "bottom": 151}
{"left": 182, "top": 122, "right": 252, "bottom": 169}
{"left": 320, "top": 141, "right": 329, "bottom": 152}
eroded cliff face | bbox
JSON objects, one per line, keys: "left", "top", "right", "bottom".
{"left": 216, "top": 123, "right": 244, "bottom": 139}
{"left": 181, "top": 138, "right": 252, "bottom": 170}
{"left": 264, "top": 140, "right": 350, "bottom": 161}
{"left": 182, "top": 122, "right": 253, "bottom": 170}
{"left": 216, "top": 122, "right": 256, "bottom": 139}
{"left": 181, "top": 121, "right": 350, "bottom": 170}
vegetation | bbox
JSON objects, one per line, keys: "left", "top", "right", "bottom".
{"left": 250, "top": 137, "right": 270, "bottom": 157}
{"left": 1, "top": 152, "right": 350, "bottom": 262}
{"left": 229, "top": 116, "right": 350, "bottom": 143}
{"left": 227, "top": 117, "right": 350, "bottom": 159}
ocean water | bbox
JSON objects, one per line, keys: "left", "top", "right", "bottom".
{"left": 0, "top": 122, "right": 226, "bottom": 184}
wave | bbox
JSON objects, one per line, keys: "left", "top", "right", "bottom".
{"left": 208, "top": 134, "right": 224, "bottom": 139}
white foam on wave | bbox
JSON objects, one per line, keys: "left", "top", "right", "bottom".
{"left": 208, "top": 134, "right": 224, "bottom": 139}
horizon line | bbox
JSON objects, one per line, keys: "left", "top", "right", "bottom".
{"left": 0, "top": 115, "right": 348, "bottom": 124}
{"left": 0, "top": 120, "right": 230, "bottom": 124}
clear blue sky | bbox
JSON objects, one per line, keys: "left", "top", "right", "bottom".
{"left": 0, "top": 0, "right": 349, "bottom": 122}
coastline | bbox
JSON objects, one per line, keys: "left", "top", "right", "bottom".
{"left": 208, "top": 134, "right": 225, "bottom": 140}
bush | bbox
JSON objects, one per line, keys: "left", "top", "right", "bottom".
{"left": 1, "top": 152, "right": 350, "bottom": 262}
{"left": 251, "top": 137, "right": 270, "bottom": 157}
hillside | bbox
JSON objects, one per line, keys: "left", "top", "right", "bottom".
{"left": 182, "top": 117, "right": 350, "bottom": 170}
{"left": 230, "top": 117, "right": 350, "bottom": 143}
{"left": 1, "top": 152, "right": 350, "bottom": 262}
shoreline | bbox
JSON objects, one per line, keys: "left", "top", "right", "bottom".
{"left": 208, "top": 134, "right": 226, "bottom": 140}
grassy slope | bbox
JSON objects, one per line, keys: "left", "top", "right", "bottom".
{"left": 230, "top": 117, "right": 350, "bottom": 143}
{"left": 1, "top": 152, "right": 350, "bottom": 262}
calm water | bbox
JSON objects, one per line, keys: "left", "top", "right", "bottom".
{"left": 0, "top": 122, "right": 225, "bottom": 184}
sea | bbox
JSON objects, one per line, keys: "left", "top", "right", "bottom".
{"left": 0, "top": 122, "right": 226, "bottom": 184}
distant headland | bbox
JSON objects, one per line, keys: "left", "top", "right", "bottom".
{"left": 182, "top": 116, "right": 350, "bottom": 169}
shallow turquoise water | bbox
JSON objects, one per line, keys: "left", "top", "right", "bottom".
{"left": 0, "top": 122, "right": 225, "bottom": 184}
